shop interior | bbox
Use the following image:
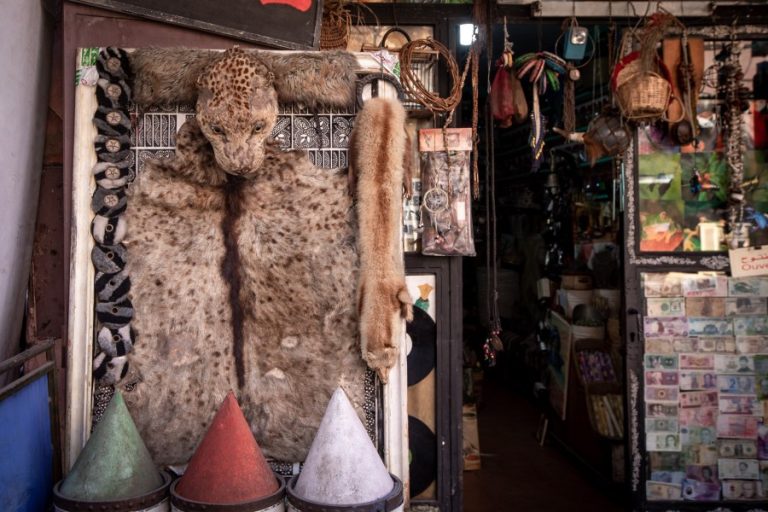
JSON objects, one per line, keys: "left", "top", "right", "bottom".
{"left": 2, "top": 1, "right": 768, "bottom": 512}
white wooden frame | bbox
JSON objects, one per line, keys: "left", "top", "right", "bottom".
{"left": 66, "top": 49, "right": 409, "bottom": 499}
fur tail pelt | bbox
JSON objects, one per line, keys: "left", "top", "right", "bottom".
{"left": 130, "top": 48, "right": 358, "bottom": 109}
{"left": 352, "top": 98, "right": 413, "bottom": 383}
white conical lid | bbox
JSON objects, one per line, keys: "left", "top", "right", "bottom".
{"left": 294, "top": 387, "right": 393, "bottom": 505}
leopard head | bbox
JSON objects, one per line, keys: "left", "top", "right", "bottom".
{"left": 196, "top": 47, "right": 278, "bottom": 176}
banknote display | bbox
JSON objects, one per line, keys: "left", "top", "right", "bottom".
{"left": 680, "top": 353, "right": 715, "bottom": 370}
{"left": 650, "top": 451, "right": 684, "bottom": 470}
{"left": 650, "top": 470, "right": 685, "bottom": 484}
{"left": 736, "top": 336, "right": 768, "bottom": 354}
{"left": 645, "top": 386, "right": 679, "bottom": 403}
{"left": 646, "top": 403, "right": 679, "bottom": 417}
{"left": 718, "top": 374, "right": 756, "bottom": 394}
{"left": 647, "top": 297, "right": 685, "bottom": 317}
{"left": 718, "top": 458, "right": 760, "bottom": 480}
{"left": 647, "top": 432, "right": 681, "bottom": 452}
{"left": 718, "top": 395, "right": 760, "bottom": 415}
{"left": 644, "top": 317, "right": 689, "bottom": 338}
{"left": 679, "top": 407, "right": 717, "bottom": 428}
{"left": 717, "top": 415, "right": 760, "bottom": 439}
{"left": 685, "top": 464, "right": 719, "bottom": 483}
{"left": 642, "top": 272, "right": 683, "bottom": 298}
{"left": 645, "top": 371, "right": 679, "bottom": 386}
{"left": 728, "top": 277, "right": 768, "bottom": 297}
{"left": 726, "top": 297, "right": 768, "bottom": 316}
{"left": 718, "top": 439, "right": 758, "bottom": 458}
{"left": 679, "top": 391, "right": 703, "bottom": 408}
{"left": 681, "top": 478, "right": 721, "bottom": 500}
{"left": 687, "top": 336, "right": 736, "bottom": 353}
{"left": 681, "top": 426, "right": 716, "bottom": 445}
{"left": 682, "top": 444, "right": 719, "bottom": 466}
{"left": 686, "top": 297, "right": 725, "bottom": 317}
{"left": 646, "top": 418, "right": 679, "bottom": 433}
{"left": 679, "top": 371, "right": 717, "bottom": 391}
{"left": 687, "top": 317, "right": 734, "bottom": 337}
{"left": 646, "top": 481, "right": 682, "bottom": 500}
{"left": 715, "top": 354, "right": 755, "bottom": 373}
{"left": 734, "top": 316, "right": 768, "bottom": 336}
{"left": 681, "top": 274, "right": 728, "bottom": 298}
{"left": 721, "top": 479, "right": 762, "bottom": 499}
{"left": 645, "top": 354, "right": 679, "bottom": 370}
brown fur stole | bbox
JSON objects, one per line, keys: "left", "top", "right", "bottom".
{"left": 352, "top": 98, "right": 413, "bottom": 383}
{"left": 130, "top": 49, "right": 358, "bottom": 109}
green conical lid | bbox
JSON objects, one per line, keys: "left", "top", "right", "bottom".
{"left": 59, "top": 392, "right": 163, "bottom": 501}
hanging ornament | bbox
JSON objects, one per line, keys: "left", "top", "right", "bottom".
{"left": 515, "top": 51, "right": 565, "bottom": 165}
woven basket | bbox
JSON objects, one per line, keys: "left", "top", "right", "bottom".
{"left": 319, "top": 5, "right": 351, "bottom": 50}
{"left": 616, "top": 70, "right": 671, "bottom": 121}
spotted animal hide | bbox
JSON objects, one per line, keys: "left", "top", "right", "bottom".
{"left": 123, "top": 118, "right": 367, "bottom": 464}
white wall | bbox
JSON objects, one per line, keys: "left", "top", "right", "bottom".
{"left": 0, "top": 0, "right": 51, "bottom": 367}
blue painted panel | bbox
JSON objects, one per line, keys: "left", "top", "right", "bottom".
{"left": 0, "top": 375, "right": 53, "bottom": 512}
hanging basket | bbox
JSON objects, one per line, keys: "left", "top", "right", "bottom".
{"left": 612, "top": 51, "right": 675, "bottom": 121}
{"left": 320, "top": 2, "right": 351, "bottom": 51}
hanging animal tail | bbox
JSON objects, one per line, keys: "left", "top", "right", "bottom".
{"left": 351, "top": 98, "right": 413, "bottom": 383}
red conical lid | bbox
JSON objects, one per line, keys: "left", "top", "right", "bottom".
{"left": 175, "top": 392, "right": 278, "bottom": 504}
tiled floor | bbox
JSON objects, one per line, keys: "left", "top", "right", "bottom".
{"left": 463, "top": 379, "right": 628, "bottom": 511}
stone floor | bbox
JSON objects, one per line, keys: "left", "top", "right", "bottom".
{"left": 462, "top": 378, "right": 628, "bottom": 511}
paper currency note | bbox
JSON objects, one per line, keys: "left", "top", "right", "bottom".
{"left": 718, "top": 458, "right": 760, "bottom": 480}
{"left": 736, "top": 336, "right": 768, "bottom": 354}
{"left": 680, "top": 391, "right": 703, "bottom": 408}
{"left": 646, "top": 481, "right": 682, "bottom": 500}
{"left": 760, "top": 461, "right": 768, "bottom": 495}
{"left": 721, "top": 479, "right": 762, "bottom": 500}
{"left": 682, "top": 274, "right": 728, "bottom": 298}
{"left": 718, "top": 439, "right": 758, "bottom": 458}
{"left": 701, "top": 391, "right": 719, "bottom": 407}
{"left": 647, "top": 432, "right": 681, "bottom": 452}
{"left": 726, "top": 297, "right": 768, "bottom": 316}
{"left": 728, "top": 277, "right": 768, "bottom": 297}
{"left": 647, "top": 297, "right": 686, "bottom": 317}
{"left": 688, "top": 317, "right": 734, "bottom": 336}
{"left": 681, "top": 426, "right": 716, "bottom": 445}
{"left": 644, "top": 317, "right": 689, "bottom": 338}
{"left": 715, "top": 354, "right": 755, "bottom": 373}
{"left": 686, "top": 297, "right": 725, "bottom": 317}
{"left": 685, "top": 464, "right": 719, "bottom": 483}
{"left": 680, "top": 353, "right": 715, "bottom": 370}
{"left": 682, "top": 444, "right": 718, "bottom": 466}
{"left": 645, "top": 337, "right": 675, "bottom": 354}
{"left": 673, "top": 337, "right": 696, "bottom": 352}
{"left": 646, "top": 403, "right": 679, "bottom": 418}
{"left": 650, "top": 452, "right": 684, "bottom": 471}
{"left": 689, "top": 336, "right": 734, "bottom": 353}
{"left": 734, "top": 316, "right": 768, "bottom": 336}
{"left": 645, "top": 370, "right": 679, "bottom": 386}
{"left": 681, "top": 478, "right": 721, "bottom": 500}
{"left": 757, "top": 371, "right": 768, "bottom": 400}
{"left": 642, "top": 273, "right": 683, "bottom": 298}
{"left": 679, "top": 407, "right": 717, "bottom": 428}
{"left": 758, "top": 423, "right": 768, "bottom": 459}
{"left": 719, "top": 395, "right": 760, "bottom": 415}
{"left": 718, "top": 374, "right": 756, "bottom": 394}
{"left": 650, "top": 470, "right": 686, "bottom": 484}
{"left": 646, "top": 418, "right": 679, "bottom": 433}
{"left": 645, "top": 354, "right": 679, "bottom": 370}
{"left": 646, "top": 386, "right": 679, "bottom": 403}
{"left": 717, "top": 414, "right": 760, "bottom": 439}
{"left": 679, "top": 371, "right": 717, "bottom": 391}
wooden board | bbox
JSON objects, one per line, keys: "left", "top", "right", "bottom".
{"left": 70, "top": 0, "right": 324, "bottom": 49}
